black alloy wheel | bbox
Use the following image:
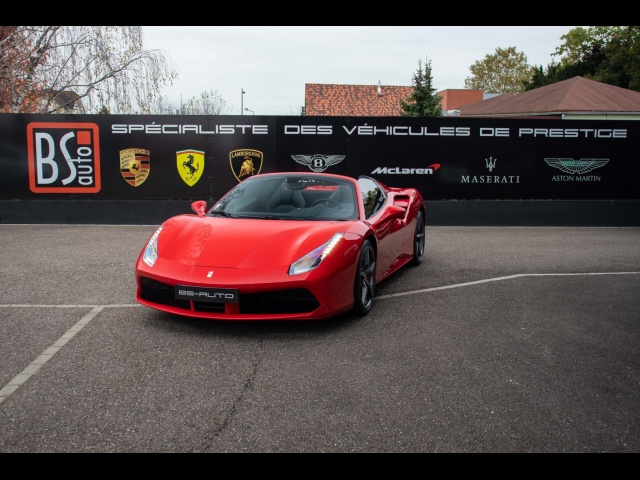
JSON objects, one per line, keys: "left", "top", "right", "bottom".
{"left": 410, "top": 211, "right": 425, "bottom": 266}
{"left": 352, "top": 239, "right": 376, "bottom": 316}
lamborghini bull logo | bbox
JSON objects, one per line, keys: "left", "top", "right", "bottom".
{"left": 176, "top": 149, "right": 205, "bottom": 186}
{"left": 230, "top": 149, "right": 263, "bottom": 183}
{"left": 239, "top": 158, "right": 255, "bottom": 177}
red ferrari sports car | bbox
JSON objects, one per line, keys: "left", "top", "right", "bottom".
{"left": 135, "top": 172, "right": 425, "bottom": 320}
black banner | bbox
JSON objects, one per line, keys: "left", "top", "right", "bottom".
{"left": 0, "top": 114, "right": 637, "bottom": 201}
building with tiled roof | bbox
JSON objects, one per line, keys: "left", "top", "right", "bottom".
{"left": 459, "top": 76, "right": 640, "bottom": 120}
{"left": 304, "top": 83, "right": 483, "bottom": 116}
{"left": 304, "top": 77, "right": 640, "bottom": 120}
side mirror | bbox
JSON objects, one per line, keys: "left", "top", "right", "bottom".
{"left": 191, "top": 200, "right": 207, "bottom": 217}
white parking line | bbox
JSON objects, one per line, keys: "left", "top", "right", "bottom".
{"left": 0, "top": 272, "right": 638, "bottom": 406}
{"left": 376, "top": 271, "right": 640, "bottom": 298}
{"left": 0, "top": 304, "right": 140, "bottom": 405}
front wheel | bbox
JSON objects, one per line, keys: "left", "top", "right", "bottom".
{"left": 410, "top": 211, "right": 425, "bottom": 266}
{"left": 352, "top": 239, "right": 376, "bottom": 316}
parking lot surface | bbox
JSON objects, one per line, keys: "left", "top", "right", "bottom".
{"left": 1, "top": 225, "right": 639, "bottom": 452}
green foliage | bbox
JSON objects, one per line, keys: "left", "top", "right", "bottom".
{"left": 464, "top": 46, "right": 534, "bottom": 94}
{"left": 526, "top": 26, "right": 640, "bottom": 92}
{"left": 400, "top": 57, "right": 443, "bottom": 117}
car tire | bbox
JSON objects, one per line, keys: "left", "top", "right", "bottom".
{"left": 352, "top": 239, "right": 376, "bottom": 316}
{"left": 410, "top": 210, "right": 425, "bottom": 266}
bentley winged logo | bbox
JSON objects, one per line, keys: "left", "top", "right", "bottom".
{"left": 544, "top": 158, "right": 609, "bottom": 175}
{"left": 291, "top": 154, "right": 346, "bottom": 172}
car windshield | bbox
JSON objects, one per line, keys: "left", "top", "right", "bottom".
{"left": 210, "top": 174, "right": 359, "bottom": 221}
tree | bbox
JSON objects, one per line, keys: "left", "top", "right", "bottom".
{"left": 525, "top": 27, "right": 640, "bottom": 92}
{"left": 551, "top": 26, "right": 640, "bottom": 91}
{"left": 523, "top": 59, "right": 589, "bottom": 90}
{"left": 148, "top": 90, "right": 228, "bottom": 115}
{"left": 0, "top": 26, "right": 178, "bottom": 114}
{"left": 179, "top": 90, "right": 228, "bottom": 115}
{"left": 0, "top": 26, "right": 43, "bottom": 112}
{"left": 464, "top": 46, "right": 534, "bottom": 94}
{"left": 400, "top": 57, "right": 442, "bottom": 117}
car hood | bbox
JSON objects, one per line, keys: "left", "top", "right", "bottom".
{"left": 158, "top": 215, "right": 348, "bottom": 268}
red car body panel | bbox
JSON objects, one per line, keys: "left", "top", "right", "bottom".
{"left": 135, "top": 172, "right": 424, "bottom": 321}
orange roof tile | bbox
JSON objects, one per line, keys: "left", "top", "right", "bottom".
{"left": 305, "top": 83, "right": 413, "bottom": 116}
{"left": 305, "top": 83, "right": 486, "bottom": 116}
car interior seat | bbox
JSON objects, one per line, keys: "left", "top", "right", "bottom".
{"left": 329, "top": 185, "right": 353, "bottom": 211}
{"left": 266, "top": 182, "right": 306, "bottom": 213}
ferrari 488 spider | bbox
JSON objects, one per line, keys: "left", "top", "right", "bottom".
{"left": 135, "top": 172, "right": 425, "bottom": 320}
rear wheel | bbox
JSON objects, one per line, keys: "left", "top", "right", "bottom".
{"left": 352, "top": 239, "right": 376, "bottom": 316}
{"left": 410, "top": 211, "right": 425, "bottom": 266}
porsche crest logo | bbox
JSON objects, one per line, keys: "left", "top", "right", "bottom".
{"left": 230, "top": 149, "right": 263, "bottom": 182}
{"left": 177, "top": 149, "right": 205, "bottom": 186}
{"left": 120, "top": 148, "right": 150, "bottom": 187}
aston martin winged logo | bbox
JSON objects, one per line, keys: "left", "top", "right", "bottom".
{"left": 544, "top": 158, "right": 609, "bottom": 175}
{"left": 291, "top": 154, "right": 346, "bottom": 172}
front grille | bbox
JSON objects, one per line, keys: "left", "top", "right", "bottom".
{"left": 239, "top": 289, "right": 319, "bottom": 314}
{"left": 193, "top": 301, "right": 226, "bottom": 313}
{"left": 140, "top": 277, "right": 320, "bottom": 316}
{"left": 139, "top": 277, "right": 191, "bottom": 310}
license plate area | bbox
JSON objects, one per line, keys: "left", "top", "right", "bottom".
{"left": 175, "top": 285, "right": 239, "bottom": 303}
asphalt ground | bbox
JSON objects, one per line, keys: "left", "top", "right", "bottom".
{"left": 0, "top": 224, "right": 639, "bottom": 453}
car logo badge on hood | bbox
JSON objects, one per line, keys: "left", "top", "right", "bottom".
{"left": 207, "top": 271, "right": 214, "bottom": 278}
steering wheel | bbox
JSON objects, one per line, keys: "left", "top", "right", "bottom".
{"left": 312, "top": 198, "right": 341, "bottom": 209}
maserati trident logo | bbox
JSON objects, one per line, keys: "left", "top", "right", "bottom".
{"left": 460, "top": 155, "right": 520, "bottom": 184}
{"left": 291, "top": 154, "right": 345, "bottom": 172}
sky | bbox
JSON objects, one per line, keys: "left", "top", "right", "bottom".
{"left": 142, "top": 26, "right": 581, "bottom": 116}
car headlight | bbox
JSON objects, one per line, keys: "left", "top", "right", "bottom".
{"left": 142, "top": 226, "right": 163, "bottom": 267}
{"left": 289, "top": 233, "right": 343, "bottom": 276}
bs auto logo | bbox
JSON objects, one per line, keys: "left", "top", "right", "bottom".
{"left": 27, "top": 122, "right": 101, "bottom": 193}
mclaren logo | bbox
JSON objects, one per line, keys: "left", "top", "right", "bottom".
{"left": 230, "top": 149, "right": 263, "bottom": 182}
{"left": 544, "top": 158, "right": 609, "bottom": 175}
{"left": 120, "top": 148, "right": 150, "bottom": 187}
{"left": 177, "top": 149, "right": 204, "bottom": 186}
{"left": 292, "top": 154, "right": 345, "bottom": 172}
{"left": 371, "top": 164, "right": 440, "bottom": 175}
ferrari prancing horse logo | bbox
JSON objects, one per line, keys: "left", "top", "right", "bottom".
{"left": 177, "top": 149, "right": 205, "bottom": 186}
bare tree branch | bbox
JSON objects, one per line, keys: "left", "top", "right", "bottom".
{"left": 1, "top": 26, "right": 178, "bottom": 113}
